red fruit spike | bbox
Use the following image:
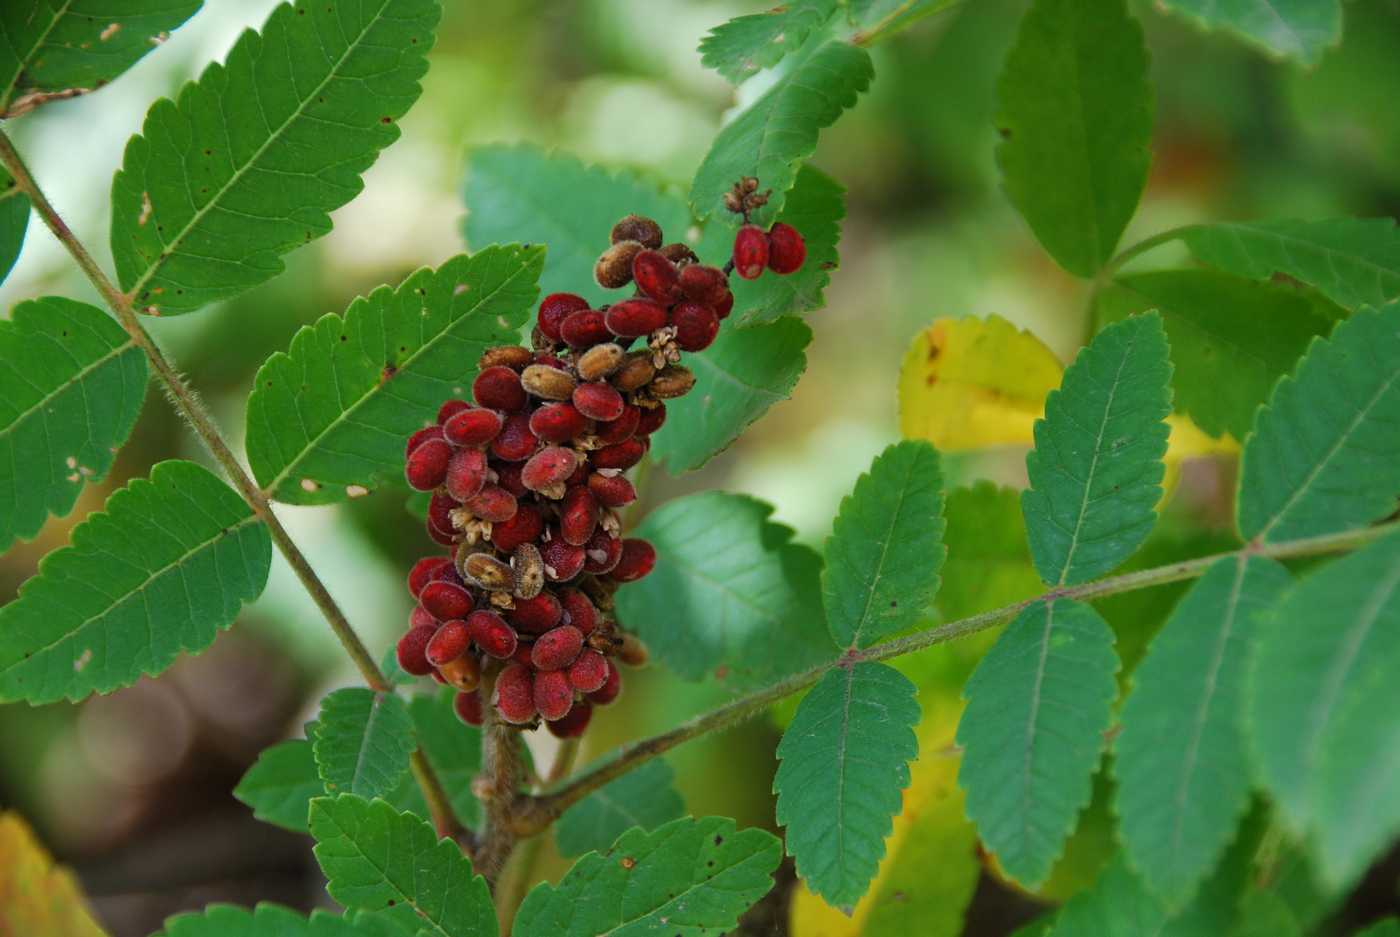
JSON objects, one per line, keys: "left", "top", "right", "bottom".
{"left": 671, "top": 301, "right": 720, "bottom": 352}
{"left": 410, "top": 604, "right": 438, "bottom": 630}
{"left": 636, "top": 403, "right": 666, "bottom": 436}
{"left": 593, "top": 437, "right": 647, "bottom": 471}
{"left": 466, "top": 609, "right": 519, "bottom": 659}
{"left": 541, "top": 536, "right": 587, "bottom": 582}
{"left": 529, "top": 402, "right": 589, "bottom": 443}
{"left": 572, "top": 382, "right": 625, "bottom": 422}
{"left": 490, "top": 412, "right": 539, "bottom": 462}
{"left": 521, "top": 446, "right": 580, "bottom": 493}
{"left": 533, "top": 669, "right": 575, "bottom": 722}
{"left": 420, "top": 580, "right": 474, "bottom": 621}
{"left": 426, "top": 619, "right": 471, "bottom": 666}
{"left": 454, "top": 690, "right": 484, "bottom": 726}
{"left": 611, "top": 538, "right": 656, "bottom": 583}
{"left": 405, "top": 437, "right": 452, "bottom": 490}
{"left": 494, "top": 663, "right": 537, "bottom": 724}
{"left": 631, "top": 249, "right": 683, "bottom": 304}
{"left": 531, "top": 625, "right": 584, "bottom": 671}
{"left": 509, "top": 591, "right": 563, "bottom": 634}
{"left": 733, "top": 224, "right": 769, "bottom": 280}
{"left": 537, "top": 293, "right": 590, "bottom": 342}
{"left": 425, "top": 516, "right": 456, "bottom": 546}
{"left": 494, "top": 460, "right": 527, "bottom": 497}
{"left": 713, "top": 289, "right": 734, "bottom": 320}
{"left": 568, "top": 650, "right": 609, "bottom": 693}
{"left": 678, "top": 263, "right": 729, "bottom": 305}
{"left": 427, "top": 490, "right": 457, "bottom": 536}
{"left": 587, "top": 472, "right": 636, "bottom": 509}
{"left": 560, "top": 309, "right": 611, "bottom": 349}
{"left": 396, "top": 625, "right": 437, "bottom": 676}
{"left": 766, "top": 221, "right": 806, "bottom": 274}
{"left": 582, "top": 529, "right": 623, "bottom": 575}
{"left": 603, "top": 298, "right": 668, "bottom": 338}
{"left": 445, "top": 447, "right": 489, "bottom": 502}
{"left": 436, "top": 399, "right": 472, "bottom": 425}
{"left": 491, "top": 504, "right": 544, "bottom": 552}
{"left": 408, "top": 556, "right": 451, "bottom": 597}
{"left": 443, "top": 407, "right": 504, "bottom": 447}
{"left": 596, "top": 405, "right": 640, "bottom": 446}
{"left": 560, "top": 487, "right": 601, "bottom": 546}
{"left": 546, "top": 699, "right": 593, "bottom": 738}
{"left": 462, "top": 484, "right": 518, "bottom": 523}
{"left": 558, "top": 588, "right": 598, "bottom": 635}
{"left": 473, "top": 365, "right": 527, "bottom": 412}
{"left": 406, "top": 424, "right": 445, "bottom": 458}
{"left": 586, "top": 660, "right": 622, "bottom": 705}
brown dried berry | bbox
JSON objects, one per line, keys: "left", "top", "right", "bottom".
{"left": 512, "top": 542, "right": 545, "bottom": 599}
{"left": 573, "top": 382, "right": 626, "bottom": 422}
{"left": 595, "top": 240, "right": 644, "bottom": 289}
{"left": 461, "top": 552, "right": 515, "bottom": 591}
{"left": 531, "top": 625, "right": 584, "bottom": 671}
{"left": 445, "top": 447, "right": 489, "bottom": 501}
{"left": 610, "top": 352, "right": 656, "bottom": 392}
{"left": 438, "top": 654, "right": 482, "bottom": 692}
{"left": 533, "top": 669, "right": 574, "bottom": 721}
{"left": 495, "top": 663, "right": 537, "bottom": 723}
{"left": 576, "top": 342, "right": 625, "bottom": 382}
{"left": 560, "top": 309, "right": 612, "bottom": 349}
{"left": 479, "top": 345, "right": 533, "bottom": 371}
{"left": 426, "top": 619, "right": 470, "bottom": 666}
{"left": 397, "top": 625, "right": 437, "bottom": 676}
{"left": 405, "top": 437, "right": 452, "bottom": 490}
{"left": 466, "top": 609, "right": 518, "bottom": 659}
{"left": 521, "top": 363, "right": 577, "bottom": 401}
{"left": 650, "top": 366, "right": 696, "bottom": 399}
{"left": 463, "top": 484, "right": 518, "bottom": 523}
{"left": 617, "top": 632, "right": 650, "bottom": 667}
{"left": 604, "top": 298, "right": 668, "bottom": 338}
{"left": 658, "top": 242, "right": 698, "bottom": 266}
{"left": 632, "top": 249, "right": 683, "bottom": 304}
{"left": 733, "top": 224, "right": 770, "bottom": 280}
{"left": 611, "top": 214, "right": 663, "bottom": 250}
{"left": 611, "top": 539, "right": 657, "bottom": 583}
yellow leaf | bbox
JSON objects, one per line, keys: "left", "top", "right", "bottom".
{"left": 0, "top": 812, "right": 109, "bottom": 937}
{"left": 790, "top": 692, "right": 979, "bottom": 937}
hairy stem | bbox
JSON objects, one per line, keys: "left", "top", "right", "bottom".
{"left": 511, "top": 517, "right": 1400, "bottom": 833}
{"left": 477, "top": 675, "right": 527, "bottom": 883}
{"left": 0, "top": 128, "right": 466, "bottom": 842}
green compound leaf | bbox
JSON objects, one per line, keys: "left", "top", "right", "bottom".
{"left": 649, "top": 317, "right": 811, "bottom": 474}
{"left": 1022, "top": 313, "right": 1172, "bottom": 586}
{"left": 0, "top": 297, "right": 147, "bottom": 551}
{"left": 698, "top": 1, "right": 835, "bottom": 84}
{"left": 615, "top": 492, "right": 836, "bottom": 691}
{"left": 234, "top": 738, "right": 323, "bottom": 833}
{"left": 110, "top": 0, "right": 440, "bottom": 315}
{"left": 463, "top": 144, "right": 691, "bottom": 308}
{"left": 0, "top": 168, "right": 29, "bottom": 284}
{"left": 515, "top": 816, "right": 782, "bottom": 937}
{"left": 0, "top": 460, "right": 270, "bottom": 705}
{"left": 310, "top": 794, "right": 495, "bottom": 937}
{"left": 697, "top": 164, "right": 846, "bottom": 328}
{"left": 997, "top": 0, "right": 1153, "bottom": 277}
{"left": 1114, "top": 555, "right": 1292, "bottom": 906}
{"left": 404, "top": 690, "right": 482, "bottom": 827}
{"left": 555, "top": 760, "right": 686, "bottom": 859}
{"left": 1177, "top": 218, "right": 1400, "bottom": 312}
{"left": 822, "top": 441, "right": 945, "bottom": 649}
{"left": 312, "top": 688, "right": 415, "bottom": 800}
{"left": 1249, "top": 531, "right": 1400, "bottom": 887}
{"left": 774, "top": 662, "right": 920, "bottom": 911}
{"left": 1157, "top": 0, "right": 1341, "bottom": 66}
{"left": 938, "top": 482, "right": 1041, "bottom": 623}
{"left": 1236, "top": 301, "right": 1400, "bottom": 544}
{"left": 155, "top": 902, "right": 386, "bottom": 937}
{"left": 0, "top": 1, "right": 202, "bottom": 116}
{"left": 689, "top": 35, "right": 872, "bottom": 224}
{"left": 957, "top": 599, "right": 1120, "bottom": 888}
{"left": 1098, "top": 271, "right": 1332, "bottom": 440}
{"left": 246, "top": 247, "right": 542, "bottom": 504}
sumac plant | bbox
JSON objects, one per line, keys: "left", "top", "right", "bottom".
{"left": 1, "top": 0, "right": 1399, "bottom": 935}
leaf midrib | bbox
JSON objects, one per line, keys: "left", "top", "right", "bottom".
{"left": 1019, "top": 600, "right": 1055, "bottom": 863}
{"left": 0, "top": 338, "right": 139, "bottom": 445}
{"left": 1191, "top": 221, "right": 1400, "bottom": 298}
{"left": 124, "top": 0, "right": 397, "bottom": 302}
{"left": 0, "top": 0, "right": 75, "bottom": 111}
{"left": 844, "top": 451, "right": 919, "bottom": 647}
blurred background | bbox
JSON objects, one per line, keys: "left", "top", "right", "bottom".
{"left": 3, "top": 0, "right": 1400, "bottom": 934}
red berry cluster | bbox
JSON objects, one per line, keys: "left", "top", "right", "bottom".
{"left": 396, "top": 188, "right": 806, "bottom": 737}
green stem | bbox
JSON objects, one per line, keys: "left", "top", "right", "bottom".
{"left": 1097, "top": 224, "right": 1194, "bottom": 282}
{"left": 0, "top": 127, "right": 467, "bottom": 844}
{"left": 511, "top": 516, "right": 1400, "bottom": 833}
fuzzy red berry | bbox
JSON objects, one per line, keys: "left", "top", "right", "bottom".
{"left": 495, "top": 663, "right": 537, "bottom": 724}
{"left": 560, "top": 309, "right": 611, "bottom": 349}
{"left": 560, "top": 487, "right": 601, "bottom": 546}
{"left": 408, "top": 556, "right": 451, "bottom": 597}
{"left": 547, "top": 700, "right": 593, "bottom": 738}
{"left": 494, "top": 461, "right": 527, "bottom": 497}
{"left": 714, "top": 289, "right": 734, "bottom": 319}
{"left": 582, "top": 530, "right": 623, "bottom": 574}
{"left": 679, "top": 263, "right": 729, "bottom": 306}
{"left": 529, "top": 402, "right": 588, "bottom": 443}
{"left": 733, "top": 224, "right": 770, "bottom": 280}
{"left": 436, "top": 399, "right": 472, "bottom": 425}
{"left": 766, "top": 222, "right": 806, "bottom": 274}
{"left": 587, "top": 472, "right": 636, "bottom": 508}
{"left": 410, "top": 604, "right": 438, "bottom": 631}
{"left": 463, "top": 484, "right": 517, "bottom": 523}
{"left": 445, "top": 447, "right": 489, "bottom": 502}
{"left": 558, "top": 588, "right": 599, "bottom": 634}
{"left": 490, "top": 413, "right": 539, "bottom": 462}
{"left": 568, "top": 650, "right": 610, "bottom": 693}
{"left": 611, "top": 538, "right": 656, "bottom": 583}
{"left": 427, "top": 491, "right": 457, "bottom": 537}
{"left": 604, "top": 298, "right": 668, "bottom": 338}
{"left": 593, "top": 437, "right": 647, "bottom": 471}
{"left": 531, "top": 625, "right": 584, "bottom": 671}
{"left": 596, "top": 405, "right": 640, "bottom": 446}
{"left": 406, "top": 425, "right": 445, "bottom": 458}
{"left": 491, "top": 504, "right": 544, "bottom": 552}
{"left": 454, "top": 690, "right": 484, "bottom": 726}
{"left": 443, "top": 407, "right": 503, "bottom": 447}
{"left": 541, "top": 535, "right": 587, "bottom": 582}
{"left": 466, "top": 609, "right": 518, "bottom": 659}
{"left": 473, "top": 365, "right": 527, "bottom": 412}
{"left": 534, "top": 669, "right": 575, "bottom": 721}
{"left": 405, "top": 437, "right": 452, "bottom": 490}
{"left": 671, "top": 301, "right": 720, "bottom": 352}
{"left": 632, "top": 249, "right": 683, "bottom": 304}
{"left": 509, "top": 591, "right": 563, "bottom": 634}
{"left": 426, "top": 619, "right": 470, "bottom": 666}
{"left": 397, "top": 625, "right": 437, "bottom": 676}
{"left": 420, "top": 580, "right": 474, "bottom": 621}
{"left": 537, "top": 293, "right": 590, "bottom": 342}
{"left": 573, "top": 382, "right": 625, "bottom": 422}
{"left": 587, "top": 660, "right": 622, "bottom": 705}
{"left": 425, "top": 515, "right": 455, "bottom": 546}
{"left": 636, "top": 403, "right": 666, "bottom": 436}
{"left": 521, "top": 446, "right": 579, "bottom": 494}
